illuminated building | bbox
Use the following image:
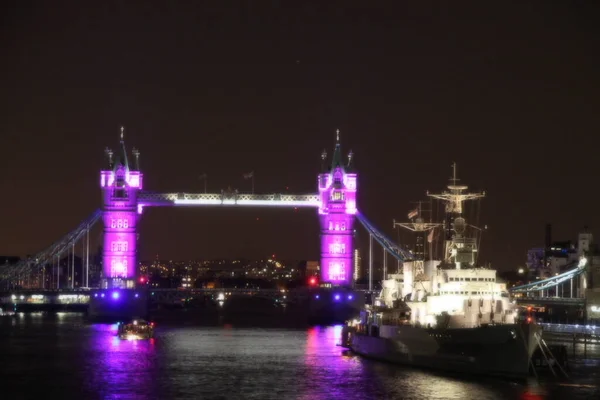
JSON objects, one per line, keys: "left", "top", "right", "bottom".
{"left": 100, "top": 127, "right": 142, "bottom": 289}
{"left": 318, "top": 130, "right": 356, "bottom": 286}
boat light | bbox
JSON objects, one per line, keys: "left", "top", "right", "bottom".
{"left": 112, "top": 291, "right": 120, "bottom": 300}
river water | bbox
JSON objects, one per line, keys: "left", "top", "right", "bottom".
{"left": 0, "top": 312, "right": 598, "bottom": 400}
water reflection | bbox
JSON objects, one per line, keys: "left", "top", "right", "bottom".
{"left": 85, "top": 322, "right": 159, "bottom": 399}
{"left": 301, "top": 325, "right": 385, "bottom": 399}
{"left": 0, "top": 313, "right": 598, "bottom": 400}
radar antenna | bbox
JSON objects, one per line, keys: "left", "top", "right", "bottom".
{"left": 426, "top": 163, "right": 485, "bottom": 269}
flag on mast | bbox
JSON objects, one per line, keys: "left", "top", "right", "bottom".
{"left": 243, "top": 171, "right": 254, "bottom": 179}
{"left": 427, "top": 227, "right": 435, "bottom": 243}
{"left": 407, "top": 208, "right": 418, "bottom": 219}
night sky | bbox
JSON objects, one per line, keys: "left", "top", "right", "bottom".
{"left": 1, "top": 1, "right": 599, "bottom": 270}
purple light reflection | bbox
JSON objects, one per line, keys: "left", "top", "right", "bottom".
{"left": 88, "top": 322, "right": 157, "bottom": 397}
{"left": 301, "top": 325, "right": 363, "bottom": 399}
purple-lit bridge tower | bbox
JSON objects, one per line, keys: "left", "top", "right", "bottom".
{"left": 98, "top": 128, "right": 357, "bottom": 290}
{"left": 318, "top": 130, "right": 357, "bottom": 286}
{"left": 99, "top": 127, "right": 143, "bottom": 289}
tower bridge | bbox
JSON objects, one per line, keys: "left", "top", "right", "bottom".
{"left": 2, "top": 127, "right": 596, "bottom": 322}
{"left": 0, "top": 128, "right": 414, "bottom": 298}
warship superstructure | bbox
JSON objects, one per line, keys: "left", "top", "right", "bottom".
{"left": 342, "top": 164, "right": 543, "bottom": 379}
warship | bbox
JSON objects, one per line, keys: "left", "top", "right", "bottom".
{"left": 342, "top": 164, "right": 543, "bottom": 379}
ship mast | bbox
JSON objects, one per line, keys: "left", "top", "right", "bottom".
{"left": 394, "top": 201, "right": 442, "bottom": 281}
{"left": 426, "top": 163, "right": 485, "bottom": 269}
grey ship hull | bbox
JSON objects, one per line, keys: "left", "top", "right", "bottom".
{"left": 349, "top": 323, "right": 540, "bottom": 379}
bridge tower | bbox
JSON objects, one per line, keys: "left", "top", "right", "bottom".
{"left": 100, "top": 127, "right": 143, "bottom": 289}
{"left": 318, "top": 130, "right": 357, "bottom": 286}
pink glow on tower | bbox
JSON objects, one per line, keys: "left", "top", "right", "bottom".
{"left": 318, "top": 132, "right": 356, "bottom": 286}
{"left": 101, "top": 129, "right": 143, "bottom": 289}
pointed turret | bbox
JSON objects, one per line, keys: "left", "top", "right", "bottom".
{"left": 132, "top": 147, "right": 140, "bottom": 171}
{"left": 112, "top": 126, "right": 130, "bottom": 173}
{"left": 346, "top": 149, "right": 355, "bottom": 172}
{"left": 320, "top": 149, "right": 328, "bottom": 172}
{"left": 330, "top": 129, "right": 344, "bottom": 171}
{"left": 104, "top": 147, "right": 114, "bottom": 169}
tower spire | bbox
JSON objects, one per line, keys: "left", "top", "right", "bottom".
{"left": 330, "top": 129, "right": 343, "bottom": 170}
{"left": 114, "top": 126, "right": 130, "bottom": 172}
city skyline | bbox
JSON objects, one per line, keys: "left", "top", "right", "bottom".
{"left": 2, "top": 2, "right": 599, "bottom": 270}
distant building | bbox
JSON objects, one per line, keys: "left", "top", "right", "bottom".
{"left": 306, "top": 261, "right": 319, "bottom": 277}
{"left": 526, "top": 248, "right": 544, "bottom": 278}
{"left": 526, "top": 228, "right": 591, "bottom": 279}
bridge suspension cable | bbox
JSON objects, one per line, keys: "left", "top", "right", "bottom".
{"left": 510, "top": 257, "right": 587, "bottom": 293}
{"left": 0, "top": 209, "right": 103, "bottom": 282}
{"left": 356, "top": 211, "right": 414, "bottom": 262}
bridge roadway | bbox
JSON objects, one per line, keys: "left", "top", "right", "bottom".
{"left": 0, "top": 287, "right": 366, "bottom": 308}
{"left": 516, "top": 297, "right": 586, "bottom": 307}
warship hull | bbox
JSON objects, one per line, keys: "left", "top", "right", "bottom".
{"left": 346, "top": 323, "right": 541, "bottom": 379}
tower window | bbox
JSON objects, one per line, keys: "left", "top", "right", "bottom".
{"left": 329, "top": 243, "right": 346, "bottom": 254}
{"left": 329, "top": 262, "right": 346, "bottom": 281}
{"left": 111, "top": 241, "right": 128, "bottom": 252}
{"left": 110, "top": 259, "right": 128, "bottom": 278}
{"left": 110, "top": 218, "right": 129, "bottom": 229}
{"left": 331, "top": 191, "right": 345, "bottom": 201}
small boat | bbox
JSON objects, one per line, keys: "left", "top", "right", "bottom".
{"left": 117, "top": 319, "right": 155, "bottom": 340}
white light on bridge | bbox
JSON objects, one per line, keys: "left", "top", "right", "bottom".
{"left": 174, "top": 199, "right": 320, "bottom": 207}
{"left": 174, "top": 199, "right": 222, "bottom": 205}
